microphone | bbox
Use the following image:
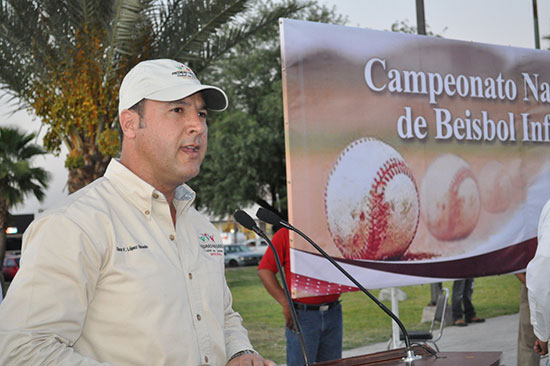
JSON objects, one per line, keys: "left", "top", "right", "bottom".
{"left": 233, "top": 210, "right": 260, "bottom": 234}
{"left": 255, "top": 207, "right": 423, "bottom": 362}
{"left": 233, "top": 210, "right": 311, "bottom": 366}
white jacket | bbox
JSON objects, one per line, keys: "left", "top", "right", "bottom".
{"left": 527, "top": 199, "right": 550, "bottom": 342}
{"left": 0, "top": 159, "right": 253, "bottom": 365}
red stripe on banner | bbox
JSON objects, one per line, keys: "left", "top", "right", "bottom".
{"left": 297, "top": 238, "right": 538, "bottom": 279}
{"left": 290, "top": 273, "right": 359, "bottom": 298}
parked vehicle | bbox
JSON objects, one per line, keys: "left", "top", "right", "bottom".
{"left": 3, "top": 252, "right": 20, "bottom": 281}
{"left": 224, "top": 244, "right": 263, "bottom": 267}
{"left": 243, "top": 238, "right": 269, "bottom": 254}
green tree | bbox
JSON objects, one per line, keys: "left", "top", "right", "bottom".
{"left": 0, "top": 127, "right": 50, "bottom": 290}
{"left": 192, "top": 1, "right": 345, "bottom": 218}
{"left": 390, "top": 19, "right": 445, "bottom": 37}
{"left": 0, "top": 0, "right": 306, "bottom": 193}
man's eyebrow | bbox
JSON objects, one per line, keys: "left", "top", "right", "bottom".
{"left": 168, "top": 99, "right": 207, "bottom": 110}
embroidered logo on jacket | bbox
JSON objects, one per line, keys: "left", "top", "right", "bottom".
{"left": 198, "top": 233, "right": 223, "bottom": 256}
{"left": 199, "top": 233, "right": 215, "bottom": 242}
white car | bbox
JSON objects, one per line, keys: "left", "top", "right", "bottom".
{"left": 243, "top": 238, "right": 269, "bottom": 254}
{"left": 224, "top": 244, "right": 263, "bottom": 267}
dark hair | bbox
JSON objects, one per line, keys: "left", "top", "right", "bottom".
{"left": 129, "top": 99, "right": 145, "bottom": 118}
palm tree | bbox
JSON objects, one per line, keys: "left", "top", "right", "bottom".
{"left": 0, "top": 0, "right": 306, "bottom": 192}
{"left": 0, "top": 126, "right": 50, "bottom": 291}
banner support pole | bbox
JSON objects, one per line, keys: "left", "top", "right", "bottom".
{"left": 390, "top": 287, "right": 400, "bottom": 349}
{"left": 532, "top": 0, "right": 540, "bottom": 49}
{"left": 415, "top": 0, "right": 426, "bottom": 35}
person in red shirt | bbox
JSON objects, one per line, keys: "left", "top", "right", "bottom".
{"left": 258, "top": 228, "right": 342, "bottom": 365}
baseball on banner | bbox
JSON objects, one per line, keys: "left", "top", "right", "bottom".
{"left": 325, "top": 137, "right": 420, "bottom": 260}
{"left": 420, "top": 154, "right": 481, "bottom": 241}
{"left": 478, "top": 160, "right": 512, "bottom": 213}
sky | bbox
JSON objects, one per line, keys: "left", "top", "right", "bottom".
{"left": 320, "top": 0, "right": 550, "bottom": 49}
{"left": 1, "top": 0, "right": 549, "bottom": 215}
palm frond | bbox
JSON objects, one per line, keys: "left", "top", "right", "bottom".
{"left": 180, "top": 0, "right": 250, "bottom": 52}
{"left": 0, "top": 127, "right": 50, "bottom": 208}
{"left": 106, "top": 0, "right": 150, "bottom": 56}
{"left": 151, "top": 0, "right": 249, "bottom": 59}
{"left": 189, "top": 0, "right": 308, "bottom": 71}
{"left": 0, "top": 1, "right": 44, "bottom": 103}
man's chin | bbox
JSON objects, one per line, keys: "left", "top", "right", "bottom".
{"left": 180, "top": 167, "right": 201, "bottom": 184}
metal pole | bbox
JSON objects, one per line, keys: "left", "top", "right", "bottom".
{"left": 391, "top": 287, "right": 400, "bottom": 349}
{"left": 416, "top": 0, "right": 426, "bottom": 35}
{"left": 532, "top": 0, "right": 540, "bottom": 49}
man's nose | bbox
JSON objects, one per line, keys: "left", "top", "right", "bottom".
{"left": 186, "top": 111, "right": 207, "bottom": 135}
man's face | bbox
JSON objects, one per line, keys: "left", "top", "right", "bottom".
{"left": 134, "top": 93, "right": 208, "bottom": 187}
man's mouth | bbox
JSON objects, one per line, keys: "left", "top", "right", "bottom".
{"left": 182, "top": 144, "right": 200, "bottom": 152}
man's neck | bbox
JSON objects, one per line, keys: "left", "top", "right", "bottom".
{"left": 119, "top": 156, "right": 179, "bottom": 224}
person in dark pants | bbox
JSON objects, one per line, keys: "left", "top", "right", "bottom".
{"left": 429, "top": 282, "right": 442, "bottom": 306}
{"left": 258, "top": 228, "right": 342, "bottom": 365}
{"left": 451, "top": 278, "right": 485, "bottom": 326}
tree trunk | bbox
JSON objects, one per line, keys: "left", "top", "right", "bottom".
{"left": 67, "top": 142, "right": 111, "bottom": 193}
{"left": 0, "top": 201, "right": 8, "bottom": 273}
{"left": 0, "top": 202, "right": 8, "bottom": 297}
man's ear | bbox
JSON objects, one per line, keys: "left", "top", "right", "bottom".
{"left": 120, "top": 109, "right": 139, "bottom": 139}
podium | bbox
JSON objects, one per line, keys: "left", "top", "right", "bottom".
{"left": 313, "top": 345, "right": 501, "bottom": 365}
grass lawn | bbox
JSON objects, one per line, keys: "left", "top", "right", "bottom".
{"left": 226, "top": 266, "right": 521, "bottom": 364}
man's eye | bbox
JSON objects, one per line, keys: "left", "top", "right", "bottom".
{"left": 172, "top": 107, "right": 183, "bottom": 113}
{"left": 198, "top": 111, "right": 208, "bottom": 118}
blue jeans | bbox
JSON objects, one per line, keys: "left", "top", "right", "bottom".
{"left": 285, "top": 302, "right": 343, "bottom": 366}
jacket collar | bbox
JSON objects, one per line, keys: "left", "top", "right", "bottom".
{"left": 104, "top": 159, "right": 196, "bottom": 217}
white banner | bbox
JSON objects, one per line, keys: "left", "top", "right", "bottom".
{"left": 280, "top": 18, "right": 550, "bottom": 296}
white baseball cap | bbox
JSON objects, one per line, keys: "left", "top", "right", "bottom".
{"left": 118, "top": 59, "right": 228, "bottom": 115}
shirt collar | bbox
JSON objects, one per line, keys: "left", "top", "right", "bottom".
{"left": 104, "top": 159, "right": 196, "bottom": 217}
{"left": 175, "top": 184, "right": 196, "bottom": 201}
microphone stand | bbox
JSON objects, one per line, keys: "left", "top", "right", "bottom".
{"left": 256, "top": 208, "right": 422, "bottom": 363}
{"left": 233, "top": 211, "right": 310, "bottom": 366}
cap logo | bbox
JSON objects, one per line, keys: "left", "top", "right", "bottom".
{"left": 171, "top": 64, "right": 197, "bottom": 80}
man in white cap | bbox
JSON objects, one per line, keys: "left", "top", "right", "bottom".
{"left": 0, "top": 59, "right": 274, "bottom": 366}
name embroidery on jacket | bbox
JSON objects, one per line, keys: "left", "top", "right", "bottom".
{"left": 116, "top": 244, "right": 149, "bottom": 252}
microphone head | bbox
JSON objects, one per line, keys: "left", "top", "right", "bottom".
{"left": 256, "top": 207, "right": 283, "bottom": 226}
{"left": 233, "top": 210, "right": 257, "bottom": 230}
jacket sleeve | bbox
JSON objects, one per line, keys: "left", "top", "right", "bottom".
{"left": 527, "top": 201, "right": 550, "bottom": 342}
{"left": 0, "top": 213, "right": 112, "bottom": 366}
